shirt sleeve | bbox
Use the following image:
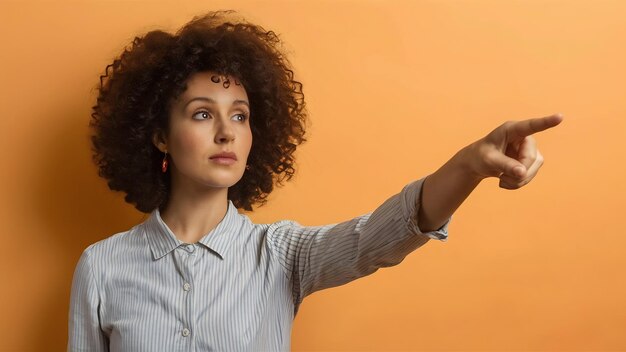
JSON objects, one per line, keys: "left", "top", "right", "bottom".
{"left": 267, "top": 176, "right": 452, "bottom": 315}
{"left": 68, "top": 248, "right": 109, "bottom": 352}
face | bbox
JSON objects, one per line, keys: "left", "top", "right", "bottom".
{"left": 153, "top": 70, "right": 252, "bottom": 191}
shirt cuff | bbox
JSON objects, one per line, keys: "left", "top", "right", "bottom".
{"left": 401, "top": 177, "right": 452, "bottom": 242}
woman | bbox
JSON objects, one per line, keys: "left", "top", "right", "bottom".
{"left": 68, "top": 9, "right": 563, "bottom": 351}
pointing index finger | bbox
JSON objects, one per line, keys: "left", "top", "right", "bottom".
{"left": 509, "top": 113, "right": 564, "bottom": 138}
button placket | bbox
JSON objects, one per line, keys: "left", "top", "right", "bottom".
{"left": 174, "top": 244, "right": 196, "bottom": 342}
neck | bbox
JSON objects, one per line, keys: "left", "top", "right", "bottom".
{"left": 159, "top": 175, "right": 230, "bottom": 244}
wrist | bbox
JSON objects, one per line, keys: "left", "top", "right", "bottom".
{"left": 456, "top": 142, "right": 486, "bottom": 183}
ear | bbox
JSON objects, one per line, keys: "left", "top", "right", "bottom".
{"left": 152, "top": 129, "right": 168, "bottom": 152}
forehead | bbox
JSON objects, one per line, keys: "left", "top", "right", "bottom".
{"left": 181, "top": 71, "right": 248, "bottom": 101}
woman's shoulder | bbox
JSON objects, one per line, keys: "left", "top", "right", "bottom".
{"left": 81, "top": 222, "right": 145, "bottom": 258}
{"left": 240, "top": 212, "right": 302, "bottom": 231}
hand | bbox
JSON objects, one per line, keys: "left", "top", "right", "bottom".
{"left": 463, "top": 113, "right": 564, "bottom": 189}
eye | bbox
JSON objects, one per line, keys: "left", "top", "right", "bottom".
{"left": 234, "top": 112, "right": 249, "bottom": 122}
{"left": 192, "top": 110, "right": 249, "bottom": 122}
{"left": 192, "top": 110, "right": 210, "bottom": 120}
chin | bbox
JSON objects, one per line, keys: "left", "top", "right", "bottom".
{"left": 202, "top": 175, "right": 245, "bottom": 188}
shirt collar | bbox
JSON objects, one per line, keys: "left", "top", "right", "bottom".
{"left": 144, "top": 200, "right": 242, "bottom": 261}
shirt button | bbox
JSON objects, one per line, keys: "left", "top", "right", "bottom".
{"left": 183, "top": 282, "right": 191, "bottom": 291}
{"left": 182, "top": 328, "right": 190, "bottom": 337}
{"left": 186, "top": 244, "right": 195, "bottom": 253}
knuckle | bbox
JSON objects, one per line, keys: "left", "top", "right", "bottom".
{"left": 483, "top": 150, "right": 497, "bottom": 165}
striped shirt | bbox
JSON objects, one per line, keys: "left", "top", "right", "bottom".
{"left": 68, "top": 176, "right": 451, "bottom": 351}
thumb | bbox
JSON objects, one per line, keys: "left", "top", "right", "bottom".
{"left": 490, "top": 152, "right": 526, "bottom": 178}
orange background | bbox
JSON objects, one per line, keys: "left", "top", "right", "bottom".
{"left": 1, "top": 0, "right": 624, "bottom": 351}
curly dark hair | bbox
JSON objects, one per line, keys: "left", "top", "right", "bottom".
{"left": 89, "top": 10, "right": 309, "bottom": 213}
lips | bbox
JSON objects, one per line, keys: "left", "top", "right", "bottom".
{"left": 210, "top": 151, "right": 237, "bottom": 160}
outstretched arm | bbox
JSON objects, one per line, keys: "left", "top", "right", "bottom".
{"left": 418, "top": 113, "right": 564, "bottom": 232}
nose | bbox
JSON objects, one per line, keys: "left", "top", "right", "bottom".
{"left": 214, "top": 117, "right": 235, "bottom": 143}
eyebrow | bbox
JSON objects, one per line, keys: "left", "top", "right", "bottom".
{"left": 183, "top": 97, "right": 249, "bottom": 109}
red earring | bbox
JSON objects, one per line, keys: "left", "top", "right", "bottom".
{"left": 161, "top": 151, "right": 168, "bottom": 173}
